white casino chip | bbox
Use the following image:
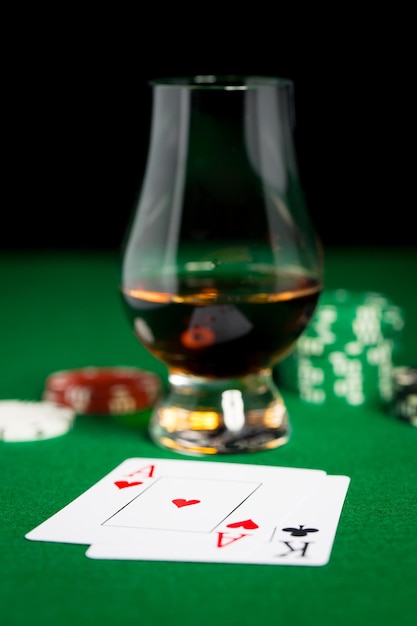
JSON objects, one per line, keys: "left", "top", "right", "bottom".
{"left": 0, "top": 400, "right": 75, "bottom": 442}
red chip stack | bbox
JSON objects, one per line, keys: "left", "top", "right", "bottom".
{"left": 43, "top": 367, "right": 161, "bottom": 415}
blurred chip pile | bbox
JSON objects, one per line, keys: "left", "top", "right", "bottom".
{"left": 277, "top": 290, "right": 407, "bottom": 411}
{"left": 0, "top": 367, "right": 162, "bottom": 443}
{"left": 43, "top": 367, "right": 161, "bottom": 416}
{"left": 390, "top": 366, "right": 417, "bottom": 426}
{"left": 0, "top": 400, "right": 75, "bottom": 441}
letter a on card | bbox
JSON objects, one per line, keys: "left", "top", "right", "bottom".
{"left": 216, "top": 532, "right": 249, "bottom": 548}
{"left": 127, "top": 464, "right": 155, "bottom": 479}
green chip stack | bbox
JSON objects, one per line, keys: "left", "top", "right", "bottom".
{"left": 277, "top": 289, "right": 405, "bottom": 407}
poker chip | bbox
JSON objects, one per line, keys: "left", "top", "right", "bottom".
{"left": 0, "top": 400, "right": 75, "bottom": 442}
{"left": 43, "top": 367, "right": 161, "bottom": 415}
{"left": 390, "top": 366, "right": 417, "bottom": 426}
{"left": 277, "top": 290, "right": 405, "bottom": 407}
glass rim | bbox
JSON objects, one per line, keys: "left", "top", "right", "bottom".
{"left": 149, "top": 75, "right": 293, "bottom": 90}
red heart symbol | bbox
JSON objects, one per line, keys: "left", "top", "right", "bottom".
{"left": 226, "top": 519, "right": 259, "bottom": 529}
{"left": 114, "top": 480, "right": 144, "bottom": 489}
{"left": 172, "top": 498, "right": 201, "bottom": 508}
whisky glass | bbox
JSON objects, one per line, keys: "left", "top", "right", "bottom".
{"left": 121, "top": 75, "right": 323, "bottom": 455}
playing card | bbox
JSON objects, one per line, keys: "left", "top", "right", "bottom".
{"left": 103, "top": 475, "right": 261, "bottom": 532}
{"left": 186, "top": 305, "right": 253, "bottom": 345}
{"left": 86, "top": 475, "right": 350, "bottom": 566}
{"left": 25, "top": 458, "right": 327, "bottom": 547}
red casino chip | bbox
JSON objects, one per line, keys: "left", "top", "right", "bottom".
{"left": 43, "top": 367, "right": 161, "bottom": 415}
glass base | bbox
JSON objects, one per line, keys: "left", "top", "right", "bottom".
{"left": 148, "top": 369, "right": 290, "bottom": 455}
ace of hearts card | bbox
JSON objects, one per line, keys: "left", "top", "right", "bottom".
{"left": 25, "top": 458, "right": 350, "bottom": 566}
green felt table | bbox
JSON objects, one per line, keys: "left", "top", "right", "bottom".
{"left": 1, "top": 247, "right": 416, "bottom": 626}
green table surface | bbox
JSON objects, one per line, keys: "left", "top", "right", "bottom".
{"left": 1, "top": 247, "right": 416, "bottom": 626}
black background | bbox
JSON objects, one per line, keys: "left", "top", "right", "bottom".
{"left": 4, "top": 9, "right": 414, "bottom": 251}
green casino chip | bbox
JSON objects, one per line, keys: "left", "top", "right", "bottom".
{"left": 277, "top": 290, "right": 405, "bottom": 406}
